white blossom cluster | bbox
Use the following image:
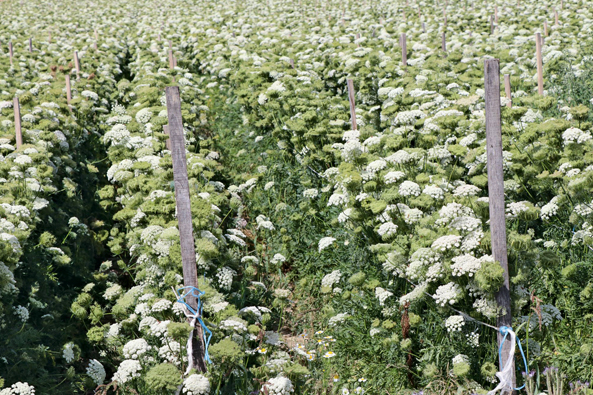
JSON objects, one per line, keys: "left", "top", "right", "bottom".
{"left": 562, "top": 127, "right": 592, "bottom": 145}
{"left": 540, "top": 202, "right": 558, "bottom": 220}
{"left": 445, "top": 315, "right": 465, "bottom": 332}
{"left": 183, "top": 374, "right": 211, "bottom": 395}
{"left": 318, "top": 236, "right": 336, "bottom": 252}
{"left": 216, "top": 267, "right": 236, "bottom": 290}
{"left": 123, "top": 338, "right": 151, "bottom": 359}
{"left": 375, "top": 287, "right": 393, "bottom": 305}
{"left": 112, "top": 359, "right": 142, "bottom": 384}
{"left": 261, "top": 375, "right": 294, "bottom": 395}
{"left": 63, "top": 342, "right": 75, "bottom": 363}
{"left": 86, "top": 359, "right": 106, "bottom": 386}
{"left": 0, "top": 382, "right": 35, "bottom": 395}
{"left": 321, "top": 270, "right": 342, "bottom": 288}
{"left": 434, "top": 282, "right": 461, "bottom": 306}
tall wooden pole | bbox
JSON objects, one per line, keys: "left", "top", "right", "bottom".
{"left": 484, "top": 59, "right": 515, "bottom": 389}
{"left": 163, "top": 124, "right": 172, "bottom": 150}
{"left": 442, "top": 32, "right": 447, "bottom": 53}
{"left": 347, "top": 79, "right": 357, "bottom": 131}
{"left": 504, "top": 74, "right": 512, "bottom": 108}
{"left": 28, "top": 38, "right": 33, "bottom": 53}
{"left": 168, "top": 50, "right": 174, "bottom": 70}
{"left": 9, "top": 42, "right": 13, "bottom": 66}
{"left": 165, "top": 86, "right": 207, "bottom": 373}
{"left": 14, "top": 97, "right": 22, "bottom": 149}
{"left": 535, "top": 33, "right": 544, "bottom": 95}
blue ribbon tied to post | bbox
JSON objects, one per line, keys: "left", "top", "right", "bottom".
{"left": 174, "top": 286, "right": 213, "bottom": 366}
{"left": 487, "top": 326, "right": 529, "bottom": 395}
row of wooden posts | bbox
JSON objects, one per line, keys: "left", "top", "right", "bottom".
{"left": 164, "top": 58, "right": 515, "bottom": 376}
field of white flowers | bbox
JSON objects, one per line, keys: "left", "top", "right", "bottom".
{"left": 1, "top": 0, "right": 593, "bottom": 393}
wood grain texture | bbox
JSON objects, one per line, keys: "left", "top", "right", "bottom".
{"left": 535, "top": 33, "right": 544, "bottom": 95}
{"left": 163, "top": 124, "right": 172, "bottom": 150}
{"left": 28, "top": 38, "right": 32, "bottom": 53}
{"left": 504, "top": 74, "right": 512, "bottom": 108}
{"left": 168, "top": 50, "right": 174, "bottom": 70}
{"left": 13, "top": 97, "right": 22, "bottom": 149}
{"left": 442, "top": 32, "right": 446, "bottom": 53}
{"left": 347, "top": 79, "right": 357, "bottom": 131}
{"left": 165, "top": 86, "right": 207, "bottom": 373}
{"left": 484, "top": 59, "right": 515, "bottom": 389}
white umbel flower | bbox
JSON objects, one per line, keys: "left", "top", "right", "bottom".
{"left": 445, "top": 315, "right": 465, "bottom": 332}
{"left": 86, "top": 359, "right": 106, "bottom": 386}
{"left": 318, "top": 237, "right": 336, "bottom": 252}
{"left": 399, "top": 181, "right": 421, "bottom": 197}
{"left": 112, "top": 359, "right": 142, "bottom": 384}
{"left": 183, "top": 374, "right": 211, "bottom": 395}
{"left": 434, "top": 282, "right": 461, "bottom": 306}
{"left": 261, "top": 375, "right": 294, "bottom": 395}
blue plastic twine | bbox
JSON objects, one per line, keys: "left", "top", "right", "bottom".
{"left": 498, "top": 326, "right": 529, "bottom": 390}
{"left": 175, "top": 286, "right": 213, "bottom": 364}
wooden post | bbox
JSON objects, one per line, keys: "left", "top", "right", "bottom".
{"left": 14, "top": 97, "right": 22, "bottom": 149}
{"left": 544, "top": 21, "right": 548, "bottom": 36}
{"left": 74, "top": 50, "right": 81, "bottom": 79}
{"left": 94, "top": 29, "right": 99, "bottom": 41}
{"left": 346, "top": 79, "right": 357, "bottom": 131}
{"left": 289, "top": 58, "right": 295, "bottom": 68}
{"left": 535, "top": 33, "right": 544, "bottom": 95}
{"left": 9, "top": 42, "right": 13, "bottom": 66}
{"left": 554, "top": 9, "right": 559, "bottom": 26}
{"left": 504, "top": 74, "right": 512, "bottom": 108}
{"left": 422, "top": 22, "right": 426, "bottom": 33}
{"left": 484, "top": 58, "right": 515, "bottom": 390}
{"left": 165, "top": 86, "right": 208, "bottom": 373}
{"left": 28, "top": 38, "right": 32, "bottom": 53}
{"left": 163, "top": 124, "right": 172, "bottom": 150}
{"left": 490, "top": 15, "right": 495, "bottom": 35}
{"left": 401, "top": 33, "right": 407, "bottom": 66}
{"left": 495, "top": 6, "right": 499, "bottom": 23}
{"left": 168, "top": 50, "right": 174, "bottom": 69}
{"left": 442, "top": 32, "right": 447, "bottom": 53}
{"left": 65, "top": 74, "right": 72, "bottom": 105}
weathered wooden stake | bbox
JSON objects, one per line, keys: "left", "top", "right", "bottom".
{"left": 346, "top": 79, "right": 357, "bottom": 131}
{"left": 48, "top": 31, "right": 52, "bottom": 43}
{"left": 94, "top": 29, "right": 99, "bottom": 41}
{"left": 495, "top": 5, "right": 499, "bottom": 23}
{"left": 168, "top": 50, "right": 174, "bottom": 69}
{"left": 442, "top": 32, "right": 447, "bottom": 53}
{"left": 28, "top": 38, "right": 32, "bottom": 53}
{"left": 165, "top": 86, "right": 208, "bottom": 373}
{"left": 544, "top": 20, "right": 548, "bottom": 36}
{"left": 504, "top": 74, "right": 512, "bottom": 108}
{"left": 535, "top": 33, "right": 544, "bottom": 95}
{"left": 74, "top": 50, "right": 81, "bottom": 79}
{"left": 422, "top": 22, "right": 426, "bottom": 33}
{"left": 490, "top": 15, "right": 495, "bottom": 35}
{"left": 14, "top": 97, "right": 22, "bottom": 149}
{"left": 65, "top": 74, "right": 72, "bottom": 105}
{"left": 484, "top": 58, "right": 515, "bottom": 389}
{"left": 9, "top": 42, "right": 13, "bottom": 66}
{"left": 401, "top": 33, "right": 407, "bottom": 66}
{"left": 289, "top": 58, "right": 295, "bottom": 68}
{"left": 163, "top": 124, "right": 172, "bottom": 150}
{"left": 555, "top": 9, "right": 559, "bottom": 26}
